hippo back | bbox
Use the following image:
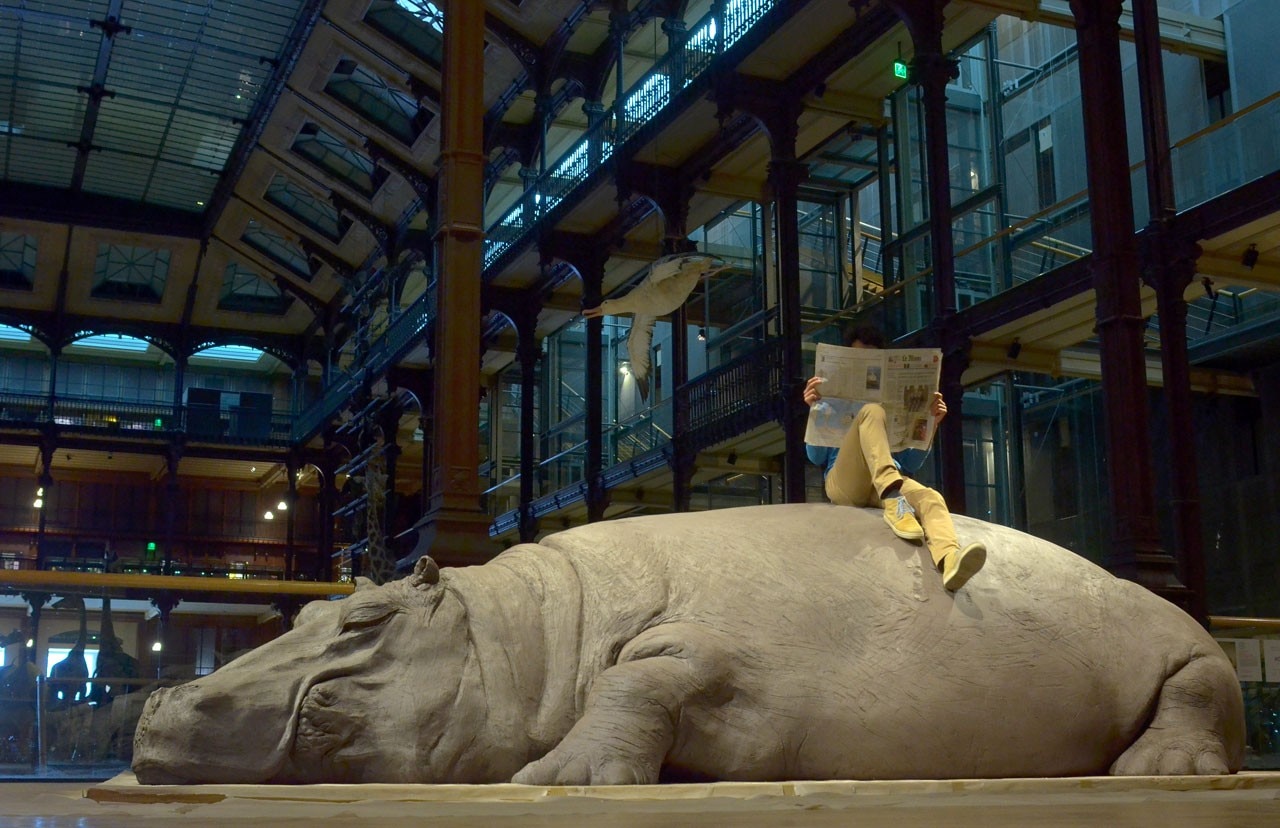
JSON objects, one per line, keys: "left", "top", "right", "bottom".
{"left": 488, "top": 503, "right": 1225, "bottom": 779}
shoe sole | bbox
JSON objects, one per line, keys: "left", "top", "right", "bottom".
{"left": 943, "top": 544, "right": 987, "bottom": 591}
{"left": 884, "top": 512, "right": 924, "bottom": 541}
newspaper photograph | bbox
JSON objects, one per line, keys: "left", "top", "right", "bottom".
{"left": 804, "top": 343, "right": 943, "bottom": 451}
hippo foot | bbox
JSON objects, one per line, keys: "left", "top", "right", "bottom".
{"left": 513, "top": 743, "right": 659, "bottom": 786}
{"left": 1110, "top": 727, "right": 1232, "bottom": 775}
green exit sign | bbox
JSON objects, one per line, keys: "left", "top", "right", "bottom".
{"left": 147, "top": 541, "right": 157, "bottom": 551}
{"left": 894, "top": 60, "right": 909, "bottom": 79}
{"left": 154, "top": 417, "right": 164, "bottom": 428}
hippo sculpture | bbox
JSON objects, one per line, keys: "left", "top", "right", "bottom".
{"left": 132, "top": 503, "right": 1244, "bottom": 785}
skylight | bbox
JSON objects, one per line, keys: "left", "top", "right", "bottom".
{"left": 242, "top": 219, "right": 312, "bottom": 279}
{"left": 396, "top": 0, "right": 444, "bottom": 32}
{"left": 324, "top": 59, "right": 431, "bottom": 145}
{"left": 71, "top": 333, "right": 151, "bottom": 353}
{"left": 365, "top": 0, "right": 444, "bottom": 65}
{"left": 292, "top": 123, "right": 380, "bottom": 197}
{"left": 219, "top": 263, "right": 292, "bottom": 315}
{"left": 0, "top": 324, "right": 32, "bottom": 342}
{"left": 0, "top": 232, "right": 38, "bottom": 290}
{"left": 91, "top": 244, "right": 170, "bottom": 302}
{"left": 193, "top": 345, "right": 266, "bottom": 363}
{"left": 265, "top": 175, "right": 348, "bottom": 241}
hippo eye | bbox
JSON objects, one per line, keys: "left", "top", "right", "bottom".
{"left": 339, "top": 605, "right": 398, "bottom": 633}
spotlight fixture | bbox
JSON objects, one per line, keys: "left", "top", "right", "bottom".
{"left": 26, "top": 638, "right": 34, "bottom": 648}
{"left": 619, "top": 362, "right": 631, "bottom": 377}
{"left": 277, "top": 500, "right": 288, "bottom": 512}
{"left": 151, "top": 641, "right": 163, "bottom": 653}
{"left": 1006, "top": 339, "right": 1022, "bottom": 360}
{"left": 32, "top": 497, "right": 42, "bottom": 509}
{"left": 697, "top": 328, "right": 707, "bottom": 342}
{"left": 1241, "top": 244, "right": 1259, "bottom": 270}
{"left": 263, "top": 510, "right": 275, "bottom": 521}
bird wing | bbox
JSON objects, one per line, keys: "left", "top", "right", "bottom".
{"left": 603, "top": 255, "right": 724, "bottom": 318}
{"left": 644, "top": 254, "right": 688, "bottom": 286}
{"left": 627, "top": 313, "right": 656, "bottom": 385}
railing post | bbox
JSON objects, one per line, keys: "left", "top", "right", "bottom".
{"left": 35, "top": 674, "right": 47, "bottom": 773}
{"left": 663, "top": 16, "right": 688, "bottom": 90}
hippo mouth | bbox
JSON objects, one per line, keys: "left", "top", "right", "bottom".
{"left": 278, "top": 680, "right": 366, "bottom": 781}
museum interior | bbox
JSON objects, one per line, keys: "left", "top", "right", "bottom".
{"left": 0, "top": 0, "right": 1278, "bottom": 810}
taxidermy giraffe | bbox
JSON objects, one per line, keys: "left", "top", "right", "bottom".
{"left": 48, "top": 596, "right": 89, "bottom": 706}
{"left": 89, "top": 597, "right": 139, "bottom": 706}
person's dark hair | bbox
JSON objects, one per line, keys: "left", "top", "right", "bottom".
{"left": 846, "top": 324, "right": 888, "bottom": 349}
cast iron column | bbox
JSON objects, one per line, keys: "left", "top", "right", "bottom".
{"left": 1069, "top": 0, "right": 1183, "bottom": 597}
{"left": 318, "top": 446, "right": 338, "bottom": 581}
{"left": 285, "top": 452, "right": 298, "bottom": 581}
{"left": 580, "top": 248, "right": 610, "bottom": 522}
{"left": 767, "top": 112, "right": 809, "bottom": 504}
{"left": 162, "top": 443, "right": 181, "bottom": 575}
{"left": 671, "top": 301, "right": 695, "bottom": 512}
{"left": 1131, "top": 0, "right": 1202, "bottom": 619}
{"left": 34, "top": 438, "right": 54, "bottom": 571}
{"left": 515, "top": 306, "right": 542, "bottom": 542}
{"left": 895, "top": 0, "right": 967, "bottom": 510}
{"left": 429, "top": 0, "right": 494, "bottom": 563}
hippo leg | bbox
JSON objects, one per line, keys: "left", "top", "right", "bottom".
{"left": 1111, "top": 653, "right": 1245, "bottom": 775}
{"left": 513, "top": 623, "right": 732, "bottom": 786}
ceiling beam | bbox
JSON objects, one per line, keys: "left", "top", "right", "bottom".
{"left": 966, "top": 341, "right": 1255, "bottom": 396}
{"left": 1197, "top": 254, "right": 1280, "bottom": 292}
{"left": 965, "top": 0, "right": 1225, "bottom": 60}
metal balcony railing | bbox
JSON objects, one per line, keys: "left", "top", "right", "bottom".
{"left": 483, "top": 1, "right": 778, "bottom": 273}
{"left": 0, "top": 391, "right": 293, "bottom": 446}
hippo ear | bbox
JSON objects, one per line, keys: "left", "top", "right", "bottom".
{"left": 354, "top": 576, "right": 377, "bottom": 592}
{"left": 409, "top": 556, "right": 440, "bottom": 589}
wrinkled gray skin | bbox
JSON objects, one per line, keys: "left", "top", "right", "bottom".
{"left": 132, "top": 504, "right": 1244, "bottom": 785}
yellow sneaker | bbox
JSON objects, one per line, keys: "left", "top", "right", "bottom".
{"left": 941, "top": 542, "right": 986, "bottom": 591}
{"left": 883, "top": 496, "right": 924, "bottom": 541}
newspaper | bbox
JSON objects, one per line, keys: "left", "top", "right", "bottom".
{"left": 804, "top": 343, "right": 943, "bottom": 451}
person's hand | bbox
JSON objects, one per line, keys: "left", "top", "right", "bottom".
{"left": 930, "top": 391, "right": 947, "bottom": 424}
{"left": 803, "top": 376, "right": 825, "bottom": 407}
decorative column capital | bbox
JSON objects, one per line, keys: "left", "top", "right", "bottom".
{"left": 908, "top": 51, "right": 960, "bottom": 86}
{"left": 1068, "top": 0, "right": 1126, "bottom": 30}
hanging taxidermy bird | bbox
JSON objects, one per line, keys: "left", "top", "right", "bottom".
{"left": 582, "top": 253, "right": 730, "bottom": 401}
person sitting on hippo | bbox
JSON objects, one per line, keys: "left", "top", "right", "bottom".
{"left": 804, "top": 323, "right": 986, "bottom": 591}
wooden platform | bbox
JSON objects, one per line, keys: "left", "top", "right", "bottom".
{"left": 0, "top": 772, "right": 1277, "bottom": 827}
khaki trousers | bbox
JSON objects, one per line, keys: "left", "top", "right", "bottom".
{"left": 823, "top": 403, "right": 959, "bottom": 566}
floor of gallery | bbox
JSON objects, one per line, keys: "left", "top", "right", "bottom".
{"left": 0, "top": 772, "right": 1278, "bottom": 827}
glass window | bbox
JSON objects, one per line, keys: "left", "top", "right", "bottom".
{"left": 193, "top": 344, "right": 267, "bottom": 363}
{"left": 69, "top": 333, "right": 150, "bottom": 353}
{"left": 46, "top": 647, "right": 99, "bottom": 677}
{"left": 0, "top": 323, "right": 32, "bottom": 341}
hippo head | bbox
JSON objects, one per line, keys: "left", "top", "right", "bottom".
{"left": 133, "top": 559, "right": 516, "bottom": 784}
